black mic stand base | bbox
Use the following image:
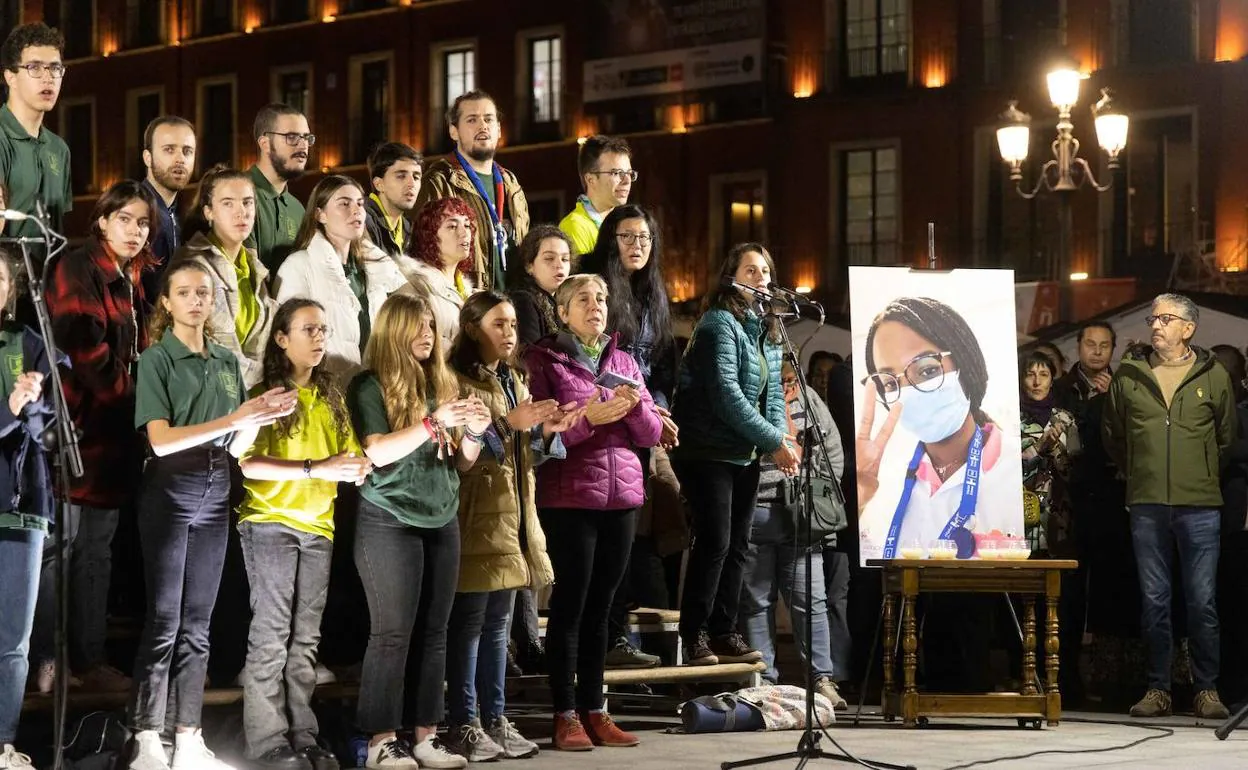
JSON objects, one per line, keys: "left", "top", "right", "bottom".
{"left": 722, "top": 730, "right": 916, "bottom": 770}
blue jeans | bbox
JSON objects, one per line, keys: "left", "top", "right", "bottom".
{"left": 446, "top": 589, "right": 515, "bottom": 725}
{"left": 740, "top": 504, "right": 835, "bottom": 683}
{"left": 1129, "top": 505, "right": 1221, "bottom": 691}
{"left": 0, "top": 527, "right": 44, "bottom": 744}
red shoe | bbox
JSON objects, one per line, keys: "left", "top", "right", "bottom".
{"left": 552, "top": 713, "right": 594, "bottom": 751}
{"left": 581, "top": 711, "right": 640, "bottom": 747}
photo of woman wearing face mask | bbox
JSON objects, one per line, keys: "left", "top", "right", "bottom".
{"left": 854, "top": 295, "right": 1024, "bottom": 561}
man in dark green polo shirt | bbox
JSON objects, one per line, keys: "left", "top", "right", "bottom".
{"left": 246, "top": 103, "right": 311, "bottom": 274}
{"left": 0, "top": 22, "right": 72, "bottom": 238}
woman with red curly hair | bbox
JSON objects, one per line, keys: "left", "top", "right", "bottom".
{"left": 408, "top": 198, "right": 478, "bottom": 351}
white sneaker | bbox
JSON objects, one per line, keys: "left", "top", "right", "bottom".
{"left": 0, "top": 745, "right": 34, "bottom": 770}
{"left": 484, "top": 716, "right": 538, "bottom": 759}
{"left": 129, "top": 731, "right": 169, "bottom": 770}
{"left": 444, "top": 721, "right": 502, "bottom": 762}
{"left": 410, "top": 736, "right": 467, "bottom": 769}
{"left": 170, "top": 730, "right": 234, "bottom": 770}
{"left": 364, "top": 739, "right": 418, "bottom": 769}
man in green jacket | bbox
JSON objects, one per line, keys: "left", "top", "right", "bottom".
{"left": 246, "top": 103, "right": 311, "bottom": 273}
{"left": 1102, "top": 293, "right": 1235, "bottom": 720}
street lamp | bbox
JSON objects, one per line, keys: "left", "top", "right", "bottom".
{"left": 996, "top": 62, "right": 1129, "bottom": 321}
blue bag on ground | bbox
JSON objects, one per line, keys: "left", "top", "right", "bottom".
{"left": 680, "top": 694, "right": 766, "bottom": 733}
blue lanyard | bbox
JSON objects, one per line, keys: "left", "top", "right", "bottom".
{"left": 454, "top": 149, "right": 508, "bottom": 268}
{"left": 882, "top": 425, "right": 984, "bottom": 559}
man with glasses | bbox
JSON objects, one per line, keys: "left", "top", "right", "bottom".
{"left": 560, "top": 135, "right": 634, "bottom": 257}
{"left": 0, "top": 23, "right": 71, "bottom": 239}
{"left": 1103, "top": 293, "right": 1235, "bottom": 720}
{"left": 247, "top": 103, "right": 312, "bottom": 273}
{"left": 416, "top": 89, "right": 529, "bottom": 292}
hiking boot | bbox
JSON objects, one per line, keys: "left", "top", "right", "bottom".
{"left": 0, "top": 745, "right": 34, "bottom": 770}
{"left": 484, "top": 715, "right": 538, "bottom": 759}
{"left": 682, "top": 632, "right": 718, "bottom": 666}
{"left": 410, "top": 735, "right": 467, "bottom": 769}
{"left": 363, "top": 738, "right": 417, "bottom": 769}
{"left": 708, "top": 632, "right": 763, "bottom": 664}
{"left": 580, "top": 712, "right": 640, "bottom": 748}
{"left": 551, "top": 714, "right": 593, "bottom": 752}
{"left": 604, "top": 638, "right": 660, "bottom": 669}
{"left": 1129, "top": 688, "right": 1172, "bottom": 717}
{"left": 1195, "top": 690, "right": 1230, "bottom": 719}
{"left": 443, "top": 721, "right": 502, "bottom": 762}
{"left": 505, "top": 644, "right": 524, "bottom": 678}
{"left": 516, "top": 640, "right": 546, "bottom": 675}
{"left": 815, "top": 676, "right": 848, "bottom": 711}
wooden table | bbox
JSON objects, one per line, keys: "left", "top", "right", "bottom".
{"left": 866, "top": 558, "right": 1078, "bottom": 728}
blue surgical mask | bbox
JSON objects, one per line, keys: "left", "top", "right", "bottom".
{"left": 895, "top": 370, "right": 971, "bottom": 444}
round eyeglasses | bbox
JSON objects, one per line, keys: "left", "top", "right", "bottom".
{"left": 863, "top": 351, "right": 953, "bottom": 404}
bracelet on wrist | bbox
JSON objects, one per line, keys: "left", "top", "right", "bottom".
{"left": 423, "top": 416, "right": 441, "bottom": 443}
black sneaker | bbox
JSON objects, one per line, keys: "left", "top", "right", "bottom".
{"left": 708, "top": 632, "right": 764, "bottom": 664}
{"left": 605, "top": 637, "right": 661, "bottom": 669}
{"left": 300, "top": 745, "right": 340, "bottom": 770}
{"left": 683, "top": 632, "right": 719, "bottom": 666}
{"left": 253, "top": 745, "right": 313, "bottom": 770}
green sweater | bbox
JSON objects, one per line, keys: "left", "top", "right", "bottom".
{"left": 1102, "top": 345, "right": 1237, "bottom": 507}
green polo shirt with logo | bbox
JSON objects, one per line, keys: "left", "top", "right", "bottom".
{"left": 246, "top": 164, "right": 305, "bottom": 274}
{"left": 0, "top": 104, "right": 72, "bottom": 237}
{"left": 134, "top": 332, "right": 244, "bottom": 447}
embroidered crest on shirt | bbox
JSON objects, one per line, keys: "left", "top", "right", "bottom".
{"left": 218, "top": 371, "right": 239, "bottom": 398}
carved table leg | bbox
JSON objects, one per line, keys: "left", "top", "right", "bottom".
{"left": 882, "top": 594, "right": 897, "bottom": 720}
{"left": 1046, "top": 590, "right": 1061, "bottom": 725}
{"left": 902, "top": 592, "right": 918, "bottom": 726}
{"left": 1022, "top": 597, "right": 1037, "bottom": 696}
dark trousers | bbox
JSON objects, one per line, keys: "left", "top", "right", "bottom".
{"left": 128, "top": 448, "right": 231, "bottom": 731}
{"left": 240, "top": 522, "right": 333, "bottom": 758}
{"left": 540, "top": 507, "right": 636, "bottom": 712}
{"left": 675, "top": 459, "right": 761, "bottom": 641}
{"left": 353, "top": 499, "right": 459, "bottom": 733}
{"left": 823, "top": 549, "right": 853, "bottom": 683}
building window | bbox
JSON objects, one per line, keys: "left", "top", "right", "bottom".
{"left": 198, "top": 0, "right": 234, "bottom": 37}
{"left": 342, "top": 0, "right": 390, "bottom": 12}
{"left": 725, "top": 182, "right": 766, "bottom": 248}
{"left": 272, "top": 66, "right": 312, "bottom": 119}
{"left": 126, "top": 89, "right": 164, "bottom": 179}
{"left": 1128, "top": 0, "right": 1192, "bottom": 65}
{"left": 125, "top": 0, "right": 163, "bottom": 48}
{"left": 529, "top": 35, "right": 562, "bottom": 124}
{"left": 270, "top": 0, "right": 310, "bottom": 24}
{"left": 350, "top": 55, "right": 392, "bottom": 164}
{"left": 844, "top": 0, "right": 908, "bottom": 79}
{"left": 197, "top": 78, "right": 236, "bottom": 170}
{"left": 44, "top": 1, "right": 93, "bottom": 59}
{"left": 59, "top": 100, "right": 94, "bottom": 195}
{"left": 445, "top": 48, "right": 476, "bottom": 108}
{"left": 843, "top": 147, "right": 898, "bottom": 264}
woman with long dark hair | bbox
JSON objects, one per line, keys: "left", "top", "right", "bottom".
{"left": 44, "top": 179, "right": 160, "bottom": 692}
{"left": 671, "top": 243, "right": 795, "bottom": 666}
{"left": 856, "top": 296, "right": 1018, "bottom": 559}
{"left": 506, "top": 225, "right": 571, "bottom": 347}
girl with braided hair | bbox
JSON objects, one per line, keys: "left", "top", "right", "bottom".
{"left": 856, "top": 296, "right": 1020, "bottom": 560}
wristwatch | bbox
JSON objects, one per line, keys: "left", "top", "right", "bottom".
{"left": 303, "top": 458, "right": 313, "bottom": 478}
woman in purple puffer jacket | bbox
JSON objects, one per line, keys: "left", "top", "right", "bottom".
{"left": 523, "top": 273, "right": 662, "bottom": 751}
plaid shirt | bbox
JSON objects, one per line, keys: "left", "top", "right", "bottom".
{"left": 45, "top": 242, "right": 149, "bottom": 507}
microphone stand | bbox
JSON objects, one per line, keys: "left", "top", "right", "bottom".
{"left": 723, "top": 296, "right": 913, "bottom": 770}
{"left": 1, "top": 215, "right": 82, "bottom": 770}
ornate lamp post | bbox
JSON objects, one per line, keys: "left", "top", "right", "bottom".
{"left": 997, "top": 62, "right": 1129, "bottom": 322}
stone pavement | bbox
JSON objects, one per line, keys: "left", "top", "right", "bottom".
{"left": 492, "top": 709, "right": 1248, "bottom": 770}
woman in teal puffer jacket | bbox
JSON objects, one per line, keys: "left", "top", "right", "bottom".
{"left": 671, "top": 243, "right": 798, "bottom": 666}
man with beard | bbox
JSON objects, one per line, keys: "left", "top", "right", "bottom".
{"left": 246, "top": 103, "right": 311, "bottom": 273}
{"left": 140, "top": 115, "right": 196, "bottom": 301}
{"left": 0, "top": 22, "right": 71, "bottom": 237}
{"left": 417, "top": 90, "right": 529, "bottom": 292}
{"left": 364, "top": 141, "right": 421, "bottom": 258}
{"left": 559, "top": 135, "right": 634, "bottom": 257}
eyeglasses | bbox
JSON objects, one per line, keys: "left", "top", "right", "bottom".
{"left": 264, "top": 131, "right": 317, "bottom": 147}
{"left": 616, "top": 232, "right": 652, "bottom": 246}
{"left": 298, "top": 324, "right": 332, "bottom": 339}
{"left": 862, "top": 351, "right": 954, "bottom": 404}
{"left": 782, "top": 377, "right": 799, "bottom": 389}
{"left": 1146, "top": 313, "right": 1190, "bottom": 327}
{"left": 589, "top": 169, "right": 639, "bottom": 183}
{"left": 13, "top": 62, "right": 66, "bottom": 79}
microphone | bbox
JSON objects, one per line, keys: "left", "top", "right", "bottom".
{"left": 720, "top": 276, "right": 782, "bottom": 301}
{"left": 0, "top": 210, "right": 31, "bottom": 221}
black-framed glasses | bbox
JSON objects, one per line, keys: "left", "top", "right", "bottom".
{"left": 1146, "top": 313, "right": 1190, "bottom": 327}
{"left": 862, "top": 351, "right": 954, "bottom": 404}
{"left": 264, "top": 131, "right": 316, "bottom": 147}
{"left": 298, "top": 324, "right": 332, "bottom": 339}
{"left": 13, "top": 62, "right": 66, "bottom": 79}
{"left": 589, "top": 169, "right": 638, "bottom": 183}
{"left": 782, "top": 376, "right": 799, "bottom": 389}
{"left": 616, "top": 232, "right": 652, "bottom": 246}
